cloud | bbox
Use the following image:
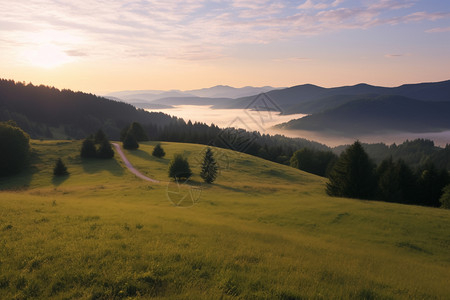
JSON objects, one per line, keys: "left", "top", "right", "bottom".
{"left": 425, "top": 26, "right": 450, "bottom": 33}
{"left": 65, "top": 50, "right": 88, "bottom": 57}
{"left": 272, "top": 57, "right": 312, "bottom": 62}
{"left": 0, "top": 0, "right": 449, "bottom": 63}
{"left": 298, "top": 0, "right": 343, "bottom": 10}
{"left": 384, "top": 53, "right": 411, "bottom": 58}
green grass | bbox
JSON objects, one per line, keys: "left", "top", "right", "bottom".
{"left": 0, "top": 140, "right": 449, "bottom": 299}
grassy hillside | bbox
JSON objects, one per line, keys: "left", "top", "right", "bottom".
{"left": 1, "top": 140, "right": 449, "bottom": 299}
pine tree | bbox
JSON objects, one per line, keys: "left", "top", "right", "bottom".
{"left": 123, "top": 132, "right": 139, "bottom": 150}
{"left": 326, "top": 141, "right": 376, "bottom": 199}
{"left": 53, "top": 158, "right": 68, "bottom": 176}
{"left": 120, "top": 122, "right": 148, "bottom": 142}
{"left": 200, "top": 148, "right": 218, "bottom": 183}
{"left": 97, "top": 139, "right": 114, "bottom": 159}
{"left": 152, "top": 143, "right": 165, "bottom": 158}
{"left": 440, "top": 184, "right": 450, "bottom": 209}
{"left": 80, "top": 138, "right": 97, "bottom": 158}
{"left": 94, "top": 129, "right": 107, "bottom": 144}
{"left": 168, "top": 154, "right": 192, "bottom": 180}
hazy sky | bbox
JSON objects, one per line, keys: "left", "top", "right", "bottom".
{"left": 1, "top": 0, "right": 449, "bottom": 93}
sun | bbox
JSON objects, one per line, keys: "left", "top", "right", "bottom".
{"left": 24, "top": 44, "right": 73, "bottom": 69}
{"left": 19, "top": 30, "right": 82, "bottom": 69}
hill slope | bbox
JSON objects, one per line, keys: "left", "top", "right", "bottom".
{"left": 0, "top": 79, "right": 177, "bottom": 139}
{"left": 0, "top": 140, "right": 449, "bottom": 299}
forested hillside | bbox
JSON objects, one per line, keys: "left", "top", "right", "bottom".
{"left": 0, "top": 79, "right": 177, "bottom": 139}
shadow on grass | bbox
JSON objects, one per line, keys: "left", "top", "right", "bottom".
{"left": 0, "top": 165, "right": 36, "bottom": 190}
{"left": 260, "top": 169, "right": 298, "bottom": 182}
{"left": 127, "top": 149, "right": 170, "bottom": 164}
{"left": 52, "top": 174, "right": 70, "bottom": 187}
{"left": 81, "top": 158, "right": 124, "bottom": 176}
{"left": 212, "top": 183, "right": 246, "bottom": 193}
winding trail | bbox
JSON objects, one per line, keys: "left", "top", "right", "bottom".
{"left": 112, "top": 143, "right": 160, "bottom": 183}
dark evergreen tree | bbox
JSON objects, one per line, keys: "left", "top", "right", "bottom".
{"left": 0, "top": 121, "right": 30, "bottom": 176}
{"left": 440, "top": 184, "right": 450, "bottom": 209}
{"left": 123, "top": 132, "right": 139, "bottom": 150}
{"left": 327, "top": 141, "right": 376, "bottom": 199}
{"left": 168, "top": 154, "right": 192, "bottom": 180}
{"left": 200, "top": 148, "right": 218, "bottom": 183}
{"left": 80, "top": 138, "right": 97, "bottom": 158}
{"left": 53, "top": 158, "right": 69, "bottom": 176}
{"left": 94, "top": 129, "right": 107, "bottom": 144}
{"left": 97, "top": 139, "right": 115, "bottom": 159}
{"left": 417, "top": 163, "right": 450, "bottom": 207}
{"left": 120, "top": 122, "right": 148, "bottom": 142}
{"left": 290, "top": 148, "right": 337, "bottom": 177}
{"left": 376, "top": 157, "right": 417, "bottom": 203}
{"left": 152, "top": 143, "right": 165, "bottom": 158}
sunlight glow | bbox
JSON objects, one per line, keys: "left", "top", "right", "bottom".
{"left": 24, "top": 44, "right": 73, "bottom": 69}
{"left": 19, "top": 30, "right": 82, "bottom": 69}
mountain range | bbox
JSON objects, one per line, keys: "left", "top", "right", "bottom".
{"left": 107, "top": 80, "right": 450, "bottom": 134}
{"left": 105, "top": 85, "right": 278, "bottom": 107}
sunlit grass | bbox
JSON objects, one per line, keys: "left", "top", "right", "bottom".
{"left": 0, "top": 140, "right": 449, "bottom": 299}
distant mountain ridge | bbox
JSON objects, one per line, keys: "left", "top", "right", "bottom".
{"left": 105, "top": 85, "right": 279, "bottom": 107}
{"left": 214, "top": 80, "right": 450, "bottom": 113}
{"left": 276, "top": 95, "right": 450, "bottom": 134}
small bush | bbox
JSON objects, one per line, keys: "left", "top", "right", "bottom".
{"left": 152, "top": 143, "right": 165, "bottom": 158}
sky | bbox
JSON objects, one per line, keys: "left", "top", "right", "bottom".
{"left": 1, "top": 0, "right": 450, "bottom": 93}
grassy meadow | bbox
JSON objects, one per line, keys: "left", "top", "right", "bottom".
{"left": 0, "top": 140, "right": 449, "bottom": 299}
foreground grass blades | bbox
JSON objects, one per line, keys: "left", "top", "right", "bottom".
{"left": 0, "top": 140, "right": 449, "bottom": 299}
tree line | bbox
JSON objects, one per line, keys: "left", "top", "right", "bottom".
{"left": 326, "top": 141, "right": 450, "bottom": 208}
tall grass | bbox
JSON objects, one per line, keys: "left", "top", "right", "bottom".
{"left": 0, "top": 140, "right": 449, "bottom": 299}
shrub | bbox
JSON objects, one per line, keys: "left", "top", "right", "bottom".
{"left": 168, "top": 154, "right": 192, "bottom": 180}
{"left": 0, "top": 121, "right": 30, "bottom": 176}
{"left": 53, "top": 158, "right": 69, "bottom": 176}
{"left": 152, "top": 143, "right": 165, "bottom": 158}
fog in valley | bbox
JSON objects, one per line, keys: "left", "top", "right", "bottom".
{"left": 146, "top": 105, "right": 450, "bottom": 147}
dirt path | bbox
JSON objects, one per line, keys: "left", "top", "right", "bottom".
{"left": 112, "top": 143, "right": 160, "bottom": 183}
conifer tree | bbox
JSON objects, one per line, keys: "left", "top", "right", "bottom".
{"left": 123, "top": 132, "right": 139, "bottom": 150}
{"left": 200, "top": 148, "right": 218, "bottom": 183}
{"left": 440, "top": 184, "right": 450, "bottom": 209}
{"left": 80, "top": 138, "right": 97, "bottom": 158}
{"left": 53, "top": 158, "right": 69, "bottom": 176}
{"left": 327, "top": 141, "right": 376, "bottom": 199}
{"left": 152, "top": 143, "right": 165, "bottom": 158}
{"left": 94, "top": 129, "right": 107, "bottom": 144}
{"left": 168, "top": 154, "right": 192, "bottom": 180}
{"left": 97, "top": 139, "right": 114, "bottom": 159}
